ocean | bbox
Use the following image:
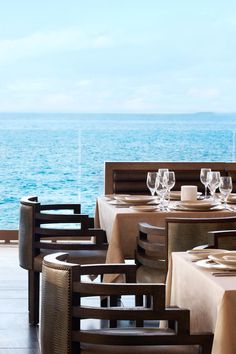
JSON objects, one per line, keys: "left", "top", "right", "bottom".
{"left": 0, "top": 112, "right": 236, "bottom": 229}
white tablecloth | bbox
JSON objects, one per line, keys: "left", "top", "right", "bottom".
{"left": 95, "top": 196, "right": 236, "bottom": 264}
{"left": 167, "top": 252, "right": 236, "bottom": 354}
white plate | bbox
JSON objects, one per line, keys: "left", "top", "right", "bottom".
{"left": 209, "top": 251, "right": 236, "bottom": 267}
{"left": 113, "top": 194, "right": 131, "bottom": 201}
{"left": 104, "top": 194, "right": 116, "bottom": 200}
{"left": 171, "top": 203, "right": 224, "bottom": 212}
{"left": 227, "top": 194, "right": 236, "bottom": 204}
{"left": 129, "top": 205, "right": 158, "bottom": 212}
{"left": 119, "top": 195, "right": 157, "bottom": 205}
{"left": 196, "top": 258, "right": 236, "bottom": 270}
{"left": 187, "top": 248, "right": 226, "bottom": 260}
{"left": 180, "top": 200, "right": 217, "bottom": 209}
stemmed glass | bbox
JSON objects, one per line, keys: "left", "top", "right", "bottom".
{"left": 158, "top": 169, "right": 169, "bottom": 184}
{"left": 155, "top": 169, "right": 169, "bottom": 210}
{"left": 146, "top": 172, "right": 158, "bottom": 196}
{"left": 163, "top": 171, "right": 175, "bottom": 205}
{"left": 219, "top": 176, "right": 232, "bottom": 208}
{"left": 207, "top": 171, "right": 221, "bottom": 202}
{"left": 200, "top": 168, "right": 211, "bottom": 198}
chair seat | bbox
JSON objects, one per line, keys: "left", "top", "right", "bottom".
{"left": 136, "top": 265, "right": 166, "bottom": 283}
{"left": 34, "top": 250, "right": 107, "bottom": 272}
{"left": 81, "top": 344, "right": 199, "bottom": 353}
{"left": 80, "top": 328, "right": 199, "bottom": 353}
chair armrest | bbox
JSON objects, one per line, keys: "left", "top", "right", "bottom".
{"left": 40, "top": 203, "right": 81, "bottom": 213}
{"left": 139, "top": 222, "right": 166, "bottom": 236}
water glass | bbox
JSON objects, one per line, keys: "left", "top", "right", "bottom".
{"left": 163, "top": 171, "right": 175, "bottom": 204}
{"left": 146, "top": 172, "right": 158, "bottom": 196}
{"left": 207, "top": 171, "right": 221, "bottom": 201}
{"left": 155, "top": 172, "right": 168, "bottom": 210}
{"left": 200, "top": 168, "right": 211, "bottom": 198}
{"left": 158, "top": 168, "right": 169, "bottom": 185}
{"left": 219, "top": 176, "right": 232, "bottom": 208}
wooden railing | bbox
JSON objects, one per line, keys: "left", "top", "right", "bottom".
{"left": 0, "top": 230, "right": 18, "bottom": 244}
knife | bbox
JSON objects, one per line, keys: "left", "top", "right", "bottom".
{"left": 212, "top": 272, "right": 236, "bottom": 277}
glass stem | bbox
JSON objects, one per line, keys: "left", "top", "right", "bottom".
{"left": 205, "top": 185, "right": 207, "bottom": 198}
{"left": 224, "top": 197, "right": 227, "bottom": 209}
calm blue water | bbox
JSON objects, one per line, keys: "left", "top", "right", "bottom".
{"left": 0, "top": 112, "right": 236, "bottom": 229}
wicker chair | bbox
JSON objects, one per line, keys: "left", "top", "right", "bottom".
{"left": 18, "top": 196, "right": 108, "bottom": 325}
{"left": 136, "top": 216, "right": 236, "bottom": 283}
{"left": 40, "top": 252, "right": 213, "bottom": 354}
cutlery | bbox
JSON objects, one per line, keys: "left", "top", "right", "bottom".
{"left": 212, "top": 272, "right": 236, "bottom": 276}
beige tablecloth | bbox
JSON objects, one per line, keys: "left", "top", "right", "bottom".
{"left": 95, "top": 196, "right": 236, "bottom": 265}
{"left": 167, "top": 252, "right": 236, "bottom": 354}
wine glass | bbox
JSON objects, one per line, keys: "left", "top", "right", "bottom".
{"left": 146, "top": 172, "right": 158, "bottom": 196}
{"left": 158, "top": 168, "right": 169, "bottom": 185}
{"left": 156, "top": 172, "right": 168, "bottom": 210}
{"left": 219, "top": 176, "right": 232, "bottom": 208}
{"left": 200, "top": 168, "right": 211, "bottom": 198}
{"left": 163, "top": 171, "right": 175, "bottom": 205}
{"left": 207, "top": 171, "right": 221, "bottom": 202}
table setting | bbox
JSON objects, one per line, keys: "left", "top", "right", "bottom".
{"left": 95, "top": 166, "right": 236, "bottom": 264}
{"left": 104, "top": 167, "right": 236, "bottom": 212}
{"left": 186, "top": 248, "right": 236, "bottom": 276}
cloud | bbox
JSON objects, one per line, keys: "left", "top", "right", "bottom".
{"left": 6, "top": 79, "right": 50, "bottom": 92}
{"left": 0, "top": 28, "right": 114, "bottom": 64}
{"left": 187, "top": 87, "right": 220, "bottom": 99}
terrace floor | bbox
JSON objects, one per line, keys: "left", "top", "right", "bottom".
{"left": 0, "top": 244, "right": 40, "bottom": 353}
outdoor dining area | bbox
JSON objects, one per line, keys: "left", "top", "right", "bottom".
{"left": 10, "top": 161, "right": 236, "bottom": 353}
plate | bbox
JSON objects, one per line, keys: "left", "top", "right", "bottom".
{"left": 113, "top": 194, "right": 131, "bottom": 201}
{"left": 187, "top": 248, "right": 226, "bottom": 260}
{"left": 129, "top": 205, "right": 158, "bottom": 212}
{"left": 196, "top": 258, "right": 236, "bottom": 270}
{"left": 104, "top": 194, "right": 116, "bottom": 200}
{"left": 180, "top": 200, "right": 217, "bottom": 208}
{"left": 209, "top": 251, "right": 236, "bottom": 268}
{"left": 227, "top": 194, "right": 236, "bottom": 204}
{"left": 170, "top": 191, "right": 202, "bottom": 200}
{"left": 171, "top": 203, "right": 223, "bottom": 212}
{"left": 119, "top": 195, "right": 157, "bottom": 205}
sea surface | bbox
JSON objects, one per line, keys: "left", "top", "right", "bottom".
{"left": 0, "top": 112, "right": 236, "bottom": 229}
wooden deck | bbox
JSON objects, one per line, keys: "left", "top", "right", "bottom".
{"left": 0, "top": 245, "right": 40, "bottom": 353}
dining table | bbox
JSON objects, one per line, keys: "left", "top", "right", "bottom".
{"left": 166, "top": 251, "right": 236, "bottom": 354}
{"left": 95, "top": 195, "right": 236, "bottom": 266}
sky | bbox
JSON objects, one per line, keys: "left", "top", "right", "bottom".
{"left": 0, "top": 0, "right": 236, "bottom": 113}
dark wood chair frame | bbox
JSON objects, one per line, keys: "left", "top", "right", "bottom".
{"left": 19, "top": 196, "right": 108, "bottom": 326}
{"left": 202, "top": 229, "right": 236, "bottom": 249}
{"left": 136, "top": 216, "right": 236, "bottom": 279}
{"left": 41, "top": 253, "right": 213, "bottom": 354}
